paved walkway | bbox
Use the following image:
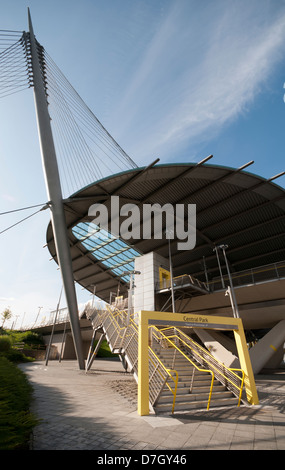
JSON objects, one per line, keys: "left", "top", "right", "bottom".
{"left": 19, "top": 359, "right": 285, "bottom": 451}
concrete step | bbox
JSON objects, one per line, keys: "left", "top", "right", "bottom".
{"left": 161, "top": 384, "right": 226, "bottom": 397}
{"left": 155, "top": 396, "right": 238, "bottom": 413}
{"left": 177, "top": 375, "right": 215, "bottom": 384}
{"left": 161, "top": 361, "right": 205, "bottom": 370}
{"left": 157, "top": 357, "right": 201, "bottom": 367}
{"left": 169, "top": 367, "right": 206, "bottom": 375}
{"left": 158, "top": 390, "right": 233, "bottom": 404}
{"left": 153, "top": 355, "right": 202, "bottom": 369}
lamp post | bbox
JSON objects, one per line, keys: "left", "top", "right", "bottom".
{"left": 20, "top": 312, "right": 26, "bottom": 329}
{"left": 202, "top": 256, "right": 209, "bottom": 290}
{"left": 33, "top": 306, "right": 43, "bottom": 328}
{"left": 12, "top": 315, "right": 19, "bottom": 330}
{"left": 218, "top": 244, "right": 240, "bottom": 318}
{"left": 213, "top": 246, "right": 225, "bottom": 289}
{"left": 91, "top": 285, "right": 96, "bottom": 308}
{"left": 165, "top": 229, "right": 175, "bottom": 313}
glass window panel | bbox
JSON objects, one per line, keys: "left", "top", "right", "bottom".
{"left": 72, "top": 223, "right": 141, "bottom": 281}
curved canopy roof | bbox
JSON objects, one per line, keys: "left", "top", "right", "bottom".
{"left": 46, "top": 160, "right": 285, "bottom": 302}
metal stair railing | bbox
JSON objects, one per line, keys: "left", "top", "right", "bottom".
{"left": 85, "top": 307, "right": 244, "bottom": 412}
{"left": 157, "top": 326, "right": 245, "bottom": 406}
{"left": 85, "top": 306, "right": 179, "bottom": 413}
{"left": 150, "top": 326, "right": 216, "bottom": 410}
{"left": 147, "top": 340, "right": 179, "bottom": 413}
{"left": 157, "top": 274, "right": 209, "bottom": 294}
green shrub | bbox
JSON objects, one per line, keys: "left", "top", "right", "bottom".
{"left": 0, "top": 335, "right": 12, "bottom": 352}
{"left": 0, "top": 349, "right": 34, "bottom": 363}
{"left": 0, "top": 333, "right": 34, "bottom": 363}
{"left": 7, "top": 330, "right": 44, "bottom": 348}
{"left": 0, "top": 357, "right": 39, "bottom": 449}
{"left": 19, "top": 331, "right": 44, "bottom": 347}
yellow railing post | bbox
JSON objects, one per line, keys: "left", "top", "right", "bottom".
{"left": 137, "top": 310, "right": 258, "bottom": 414}
{"left": 234, "top": 322, "right": 259, "bottom": 405}
{"left": 138, "top": 311, "right": 150, "bottom": 416}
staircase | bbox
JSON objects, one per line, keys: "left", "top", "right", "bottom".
{"left": 152, "top": 345, "right": 238, "bottom": 413}
{"left": 84, "top": 305, "right": 245, "bottom": 414}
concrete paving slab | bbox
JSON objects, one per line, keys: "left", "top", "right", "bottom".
{"left": 19, "top": 359, "right": 285, "bottom": 451}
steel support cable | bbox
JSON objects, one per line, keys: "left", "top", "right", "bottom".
{"left": 51, "top": 103, "right": 100, "bottom": 195}
{"left": 50, "top": 111, "right": 79, "bottom": 196}
{"left": 47, "top": 75, "right": 105, "bottom": 182}
{"left": 0, "top": 36, "right": 26, "bottom": 66}
{"left": 43, "top": 54, "right": 132, "bottom": 167}
{"left": 0, "top": 41, "right": 25, "bottom": 60}
{"left": 44, "top": 57, "right": 133, "bottom": 173}
{"left": 0, "top": 202, "right": 48, "bottom": 216}
{"left": 0, "top": 82, "right": 30, "bottom": 98}
{"left": 48, "top": 108, "right": 78, "bottom": 196}
{"left": 0, "top": 67, "right": 28, "bottom": 82}
{"left": 42, "top": 61, "right": 97, "bottom": 191}
{"left": 0, "top": 30, "right": 23, "bottom": 38}
{"left": 0, "top": 69, "right": 28, "bottom": 81}
{"left": 47, "top": 77, "right": 96, "bottom": 180}
{"left": 49, "top": 80, "right": 130, "bottom": 170}
{"left": 43, "top": 58, "right": 114, "bottom": 183}
{"left": 0, "top": 71, "right": 28, "bottom": 81}
{"left": 43, "top": 57, "right": 118, "bottom": 149}
{"left": 46, "top": 71, "right": 132, "bottom": 179}
{"left": 0, "top": 78, "right": 29, "bottom": 88}
{"left": 49, "top": 76, "right": 134, "bottom": 172}
{"left": 0, "top": 33, "right": 31, "bottom": 98}
{"left": 0, "top": 30, "right": 137, "bottom": 190}
{"left": 43, "top": 51, "right": 138, "bottom": 170}
{"left": 0, "top": 208, "right": 44, "bottom": 236}
{"left": 0, "top": 62, "right": 28, "bottom": 77}
{"left": 0, "top": 56, "right": 28, "bottom": 73}
{"left": 44, "top": 63, "right": 130, "bottom": 192}
{"left": 47, "top": 74, "right": 105, "bottom": 193}
{"left": 0, "top": 36, "right": 23, "bottom": 55}
{"left": 0, "top": 86, "right": 30, "bottom": 99}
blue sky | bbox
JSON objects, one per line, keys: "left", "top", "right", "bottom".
{"left": 0, "top": 0, "right": 285, "bottom": 327}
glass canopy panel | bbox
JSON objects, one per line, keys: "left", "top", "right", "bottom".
{"left": 72, "top": 221, "right": 141, "bottom": 283}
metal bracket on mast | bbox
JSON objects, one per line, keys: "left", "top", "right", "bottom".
{"left": 27, "top": 8, "right": 85, "bottom": 369}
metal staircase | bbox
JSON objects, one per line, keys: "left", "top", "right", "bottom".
{"left": 84, "top": 305, "right": 245, "bottom": 414}
{"left": 152, "top": 343, "right": 239, "bottom": 413}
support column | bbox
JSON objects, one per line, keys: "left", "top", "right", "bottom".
{"left": 138, "top": 312, "right": 149, "bottom": 416}
{"left": 28, "top": 9, "right": 84, "bottom": 369}
{"left": 249, "top": 320, "right": 285, "bottom": 374}
{"left": 234, "top": 325, "right": 259, "bottom": 405}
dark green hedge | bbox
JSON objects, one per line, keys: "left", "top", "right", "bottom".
{"left": 0, "top": 357, "right": 39, "bottom": 450}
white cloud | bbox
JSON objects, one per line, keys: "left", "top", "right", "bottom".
{"left": 111, "top": 1, "right": 285, "bottom": 163}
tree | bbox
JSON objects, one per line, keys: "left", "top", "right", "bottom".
{"left": 1, "top": 307, "right": 12, "bottom": 328}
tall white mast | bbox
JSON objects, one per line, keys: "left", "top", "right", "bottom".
{"left": 28, "top": 9, "right": 85, "bottom": 369}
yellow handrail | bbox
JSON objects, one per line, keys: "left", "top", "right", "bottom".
{"left": 148, "top": 352, "right": 179, "bottom": 413}
{"left": 165, "top": 326, "right": 244, "bottom": 385}
{"left": 104, "top": 306, "right": 135, "bottom": 341}
{"left": 151, "top": 326, "right": 215, "bottom": 410}
{"left": 89, "top": 307, "right": 244, "bottom": 412}
{"left": 95, "top": 307, "right": 179, "bottom": 412}
{"left": 155, "top": 326, "right": 245, "bottom": 406}
{"left": 230, "top": 368, "right": 245, "bottom": 407}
